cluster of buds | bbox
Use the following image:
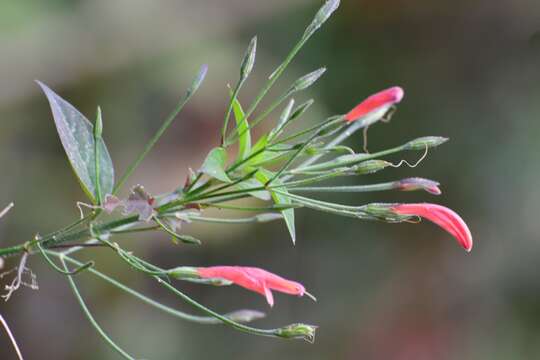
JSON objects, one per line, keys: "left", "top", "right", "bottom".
{"left": 0, "top": 0, "right": 474, "bottom": 355}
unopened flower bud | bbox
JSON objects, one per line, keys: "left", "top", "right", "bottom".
{"left": 187, "top": 64, "right": 208, "bottom": 96}
{"left": 302, "top": 0, "right": 340, "bottom": 40}
{"left": 240, "top": 36, "right": 257, "bottom": 79}
{"left": 404, "top": 136, "right": 448, "bottom": 151}
{"left": 344, "top": 86, "right": 404, "bottom": 122}
{"left": 289, "top": 68, "right": 326, "bottom": 94}
{"left": 277, "top": 323, "right": 318, "bottom": 343}
{"left": 352, "top": 160, "right": 392, "bottom": 175}
{"left": 396, "top": 177, "right": 441, "bottom": 195}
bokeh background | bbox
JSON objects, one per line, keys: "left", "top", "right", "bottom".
{"left": 1, "top": 0, "right": 540, "bottom": 359}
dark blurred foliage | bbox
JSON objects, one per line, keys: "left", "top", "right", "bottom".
{"left": 1, "top": 0, "right": 540, "bottom": 359}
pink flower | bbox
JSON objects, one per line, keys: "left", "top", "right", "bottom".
{"left": 197, "top": 266, "right": 307, "bottom": 307}
{"left": 391, "top": 203, "right": 473, "bottom": 252}
{"left": 397, "top": 178, "right": 442, "bottom": 195}
{"left": 345, "top": 86, "right": 404, "bottom": 122}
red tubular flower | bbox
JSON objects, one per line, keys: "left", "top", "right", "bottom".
{"left": 390, "top": 203, "right": 473, "bottom": 252}
{"left": 345, "top": 86, "right": 404, "bottom": 122}
{"left": 197, "top": 266, "right": 307, "bottom": 307}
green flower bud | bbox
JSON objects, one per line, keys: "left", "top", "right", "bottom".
{"left": 240, "top": 36, "right": 257, "bottom": 80}
{"left": 277, "top": 323, "right": 318, "bottom": 343}
{"left": 289, "top": 68, "right": 326, "bottom": 94}
{"left": 352, "top": 160, "right": 392, "bottom": 175}
{"left": 404, "top": 136, "right": 448, "bottom": 150}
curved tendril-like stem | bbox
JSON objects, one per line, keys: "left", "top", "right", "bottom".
{"left": 60, "top": 256, "right": 136, "bottom": 360}
{"left": 36, "top": 241, "right": 94, "bottom": 276}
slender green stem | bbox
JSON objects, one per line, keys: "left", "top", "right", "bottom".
{"left": 223, "top": 22, "right": 316, "bottom": 147}
{"left": 222, "top": 78, "right": 243, "bottom": 143}
{"left": 225, "top": 91, "right": 290, "bottom": 146}
{"left": 113, "top": 80, "right": 202, "bottom": 195}
{"left": 51, "top": 251, "right": 263, "bottom": 325}
{"left": 183, "top": 172, "right": 203, "bottom": 194}
{"left": 194, "top": 169, "right": 258, "bottom": 199}
{"left": 287, "top": 181, "right": 397, "bottom": 193}
{"left": 267, "top": 118, "right": 340, "bottom": 185}
{"left": 153, "top": 217, "right": 201, "bottom": 245}
{"left": 204, "top": 203, "right": 300, "bottom": 211}
{"left": 37, "top": 241, "right": 94, "bottom": 275}
{"left": 0, "top": 215, "right": 140, "bottom": 258}
{"left": 155, "top": 276, "right": 281, "bottom": 338}
{"left": 60, "top": 256, "right": 135, "bottom": 360}
{"left": 110, "top": 226, "right": 160, "bottom": 234}
{"left": 289, "top": 145, "right": 405, "bottom": 174}
{"left": 280, "top": 170, "right": 347, "bottom": 188}
{"left": 187, "top": 214, "right": 281, "bottom": 224}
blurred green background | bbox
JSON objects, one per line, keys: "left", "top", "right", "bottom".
{"left": 1, "top": 0, "right": 540, "bottom": 359}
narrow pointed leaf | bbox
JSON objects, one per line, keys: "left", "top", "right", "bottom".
{"left": 256, "top": 169, "right": 296, "bottom": 244}
{"left": 201, "top": 147, "right": 231, "bottom": 182}
{"left": 244, "top": 134, "right": 268, "bottom": 168}
{"left": 290, "top": 99, "right": 314, "bottom": 122}
{"left": 269, "top": 99, "right": 295, "bottom": 141}
{"left": 37, "top": 81, "right": 114, "bottom": 203}
{"left": 231, "top": 95, "right": 251, "bottom": 161}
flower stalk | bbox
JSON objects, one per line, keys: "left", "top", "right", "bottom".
{"left": 0, "top": 0, "right": 474, "bottom": 356}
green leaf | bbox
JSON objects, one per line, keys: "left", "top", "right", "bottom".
{"left": 243, "top": 134, "right": 268, "bottom": 169}
{"left": 37, "top": 81, "right": 114, "bottom": 203}
{"left": 201, "top": 147, "right": 231, "bottom": 182}
{"left": 248, "top": 144, "right": 291, "bottom": 167}
{"left": 235, "top": 177, "right": 270, "bottom": 201}
{"left": 256, "top": 169, "right": 296, "bottom": 244}
{"left": 231, "top": 95, "right": 251, "bottom": 161}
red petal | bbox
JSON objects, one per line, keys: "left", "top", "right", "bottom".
{"left": 391, "top": 203, "right": 473, "bottom": 252}
{"left": 344, "top": 86, "right": 404, "bottom": 122}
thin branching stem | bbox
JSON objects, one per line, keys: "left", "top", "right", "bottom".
{"left": 0, "top": 313, "right": 24, "bottom": 360}
{"left": 49, "top": 251, "right": 263, "bottom": 325}
{"left": 60, "top": 256, "right": 136, "bottom": 360}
